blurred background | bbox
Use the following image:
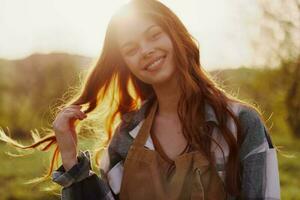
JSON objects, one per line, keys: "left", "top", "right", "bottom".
{"left": 0, "top": 0, "right": 299, "bottom": 199}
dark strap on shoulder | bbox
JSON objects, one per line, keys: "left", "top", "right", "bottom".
{"left": 264, "top": 126, "right": 274, "bottom": 149}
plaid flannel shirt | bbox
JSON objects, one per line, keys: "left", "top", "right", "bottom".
{"left": 52, "top": 99, "right": 280, "bottom": 200}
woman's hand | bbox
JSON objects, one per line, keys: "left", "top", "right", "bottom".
{"left": 52, "top": 105, "right": 87, "bottom": 171}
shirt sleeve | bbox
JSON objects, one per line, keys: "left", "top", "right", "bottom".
{"left": 238, "top": 106, "right": 280, "bottom": 200}
{"left": 52, "top": 150, "right": 116, "bottom": 200}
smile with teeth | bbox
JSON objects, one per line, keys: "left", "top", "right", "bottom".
{"left": 146, "top": 56, "right": 166, "bottom": 71}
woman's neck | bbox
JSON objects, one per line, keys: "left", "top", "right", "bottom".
{"left": 152, "top": 75, "right": 181, "bottom": 118}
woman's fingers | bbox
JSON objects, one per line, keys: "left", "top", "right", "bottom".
{"left": 61, "top": 107, "right": 87, "bottom": 118}
{"left": 52, "top": 105, "right": 87, "bottom": 136}
{"left": 64, "top": 110, "right": 87, "bottom": 120}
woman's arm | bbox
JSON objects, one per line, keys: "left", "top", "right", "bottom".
{"left": 52, "top": 123, "right": 127, "bottom": 200}
{"left": 238, "top": 106, "right": 280, "bottom": 199}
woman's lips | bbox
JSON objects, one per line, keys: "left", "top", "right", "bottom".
{"left": 144, "top": 55, "right": 166, "bottom": 72}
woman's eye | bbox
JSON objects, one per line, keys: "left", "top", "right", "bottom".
{"left": 125, "top": 48, "right": 137, "bottom": 55}
{"left": 151, "top": 32, "right": 161, "bottom": 40}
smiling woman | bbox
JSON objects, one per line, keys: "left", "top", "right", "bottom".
{"left": 0, "top": 0, "right": 280, "bottom": 200}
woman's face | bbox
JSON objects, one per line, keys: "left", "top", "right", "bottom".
{"left": 116, "top": 15, "right": 177, "bottom": 85}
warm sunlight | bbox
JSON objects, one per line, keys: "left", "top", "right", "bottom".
{"left": 0, "top": 0, "right": 260, "bottom": 69}
{"left": 0, "top": 1, "right": 299, "bottom": 199}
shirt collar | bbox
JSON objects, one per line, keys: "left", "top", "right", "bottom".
{"left": 204, "top": 102, "right": 219, "bottom": 125}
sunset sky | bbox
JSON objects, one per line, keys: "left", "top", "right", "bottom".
{"left": 0, "top": 0, "right": 263, "bottom": 69}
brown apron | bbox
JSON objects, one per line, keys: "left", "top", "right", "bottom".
{"left": 119, "top": 100, "right": 226, "bottom": 200}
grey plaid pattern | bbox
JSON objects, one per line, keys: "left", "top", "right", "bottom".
{"left": 52, "top": 151, "right": 95, "bottom": 188}
{"left": 52, "top": 99, "right": 280, "bottom": 200}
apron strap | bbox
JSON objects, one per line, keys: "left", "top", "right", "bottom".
{"left": 131, "top": 99, "right": 158, "bottom": 148}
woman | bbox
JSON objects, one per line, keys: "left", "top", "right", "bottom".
{"left": 1, "top": 0, "right": 280, "bottom": 199}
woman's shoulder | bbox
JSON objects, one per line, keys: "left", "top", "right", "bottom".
{"left": 234, "top": 101, "right": 266, "bottom": 136}
{"left": 227, "top": 100, "right": 272, "bottom": 159}
{"left": 227, "top": 100, "right": 264, "bottom": 125}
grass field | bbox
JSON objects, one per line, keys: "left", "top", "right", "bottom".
{"left": 0, "top": 134, "right": 299, "bottom": 200}
{"left": 0, "top": 143, "right": 60, "bottom": 200}
{"left": 273, "top": 134, "right": 300, "bottom": 199}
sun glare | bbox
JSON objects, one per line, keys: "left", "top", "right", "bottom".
{"left": 0, "top": 0, "right": 257, "bottom": 69}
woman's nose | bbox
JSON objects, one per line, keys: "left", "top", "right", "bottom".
{"left": 144, "top": 49, "right": 155, "bottom": 58}
{"left": 140, "top": 42, "right": 155, "bottom": 58}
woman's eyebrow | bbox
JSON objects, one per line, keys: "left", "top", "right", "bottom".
{"left": 121, "top": 24, "right": 159, "bottom": 49}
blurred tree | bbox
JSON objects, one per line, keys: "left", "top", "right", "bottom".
{"left": 285, "top": 59, "right": 300, "bottom": 137}
{"left": 255, "top": 0, "right": 300, "bottom": 137}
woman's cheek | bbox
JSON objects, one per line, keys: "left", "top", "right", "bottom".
{"left": 126, "top": 57, "right": 141, "bottom": 73}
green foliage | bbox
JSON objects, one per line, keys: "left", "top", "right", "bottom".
{"left": 0, "top": 53, "right": 91, "bottom": 139}
{"left": 0, "top": 143, "right": 60, "bottom": 200}
{"left": 211, "top": 67, "right": 294, "bottom": 137}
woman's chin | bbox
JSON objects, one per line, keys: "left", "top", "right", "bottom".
{"left": 148, "top": 73, "right": 177, "bottom": 86}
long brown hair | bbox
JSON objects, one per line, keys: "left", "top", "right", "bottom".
{"left": 0, "top": 0, "right": 266, "bottom": 196}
